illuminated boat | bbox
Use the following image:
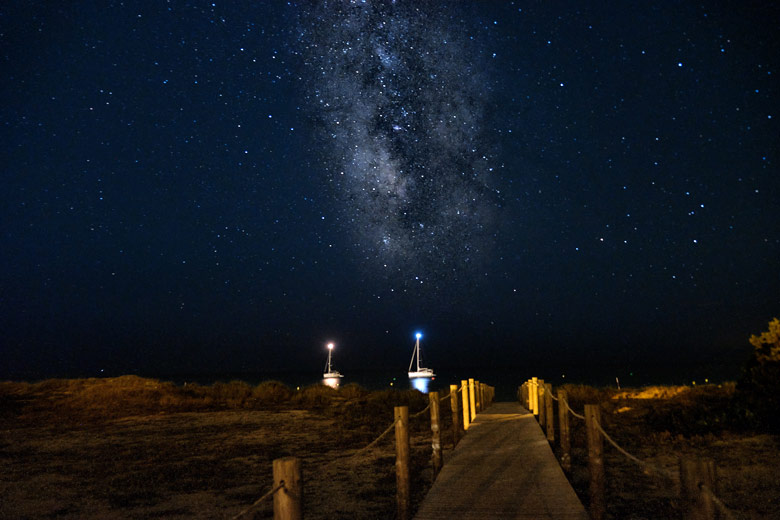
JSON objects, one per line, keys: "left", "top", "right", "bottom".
{"left": 323, "top": 342, "right": 343, "bottom": 379}
{"left": 408, "top": 333, "right": 435, "bottom": 379}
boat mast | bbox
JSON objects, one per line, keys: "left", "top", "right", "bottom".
{"left": 408, "top": 332, "right": 423, "bottom": 372}
{"left": 325, "top": 342, "right": 334, "bottom": 373}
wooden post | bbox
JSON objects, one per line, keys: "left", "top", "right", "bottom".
{"left": 531, "top": 377, "right": 539, "bottom": 416}
{"left": 538, "top": 379, "right": 546, "bottom": 428}
{"left": 429, "top": 392, "right": 443, "bottom": 477}
{"left": 474, "top": 379, "right": 481, "bottom": 412}
{"left": 545, "top": 383, "right": 555, "bottom": 442}
{"left": 523, "top": 382, "right": 529, "bottom": 409}
{"left": 468, "top": 378, "right": 477, "bottom": 422}
{"left": 585, "top": 404, "right": 605, "bottom": 520}
{"left": 273, "top": 457, "right": 302, "bottom": 520}
{"left": 394, "top": 406, "right": 410, "bottom": 520}
{"left": 450, "top": 384, "right": 461, "bottom": 447}
{"left": 461, "top": 380, "right": 470, "bottom": 430}
{"left": 524, "top": 380, "right": 530, "bottom": 409}
{"left": 680, "top": 458, "right": 717, "bottom": 520}
{"left": 558, "top": 389, "right": 571, "bottom": 473}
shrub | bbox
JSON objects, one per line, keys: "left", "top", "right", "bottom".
{"left": 738, "top": 317, "right": 780, "bottom": 431}
{"left": 339, "top": 383, "right": 369, "bottom": 400}
{"left": 252, "top": 380, "right": 293, "bottom": 405}
{"left": 290, "top": 384, "right": 339, "bottom": 409}
{"left": 211, "top": 380, "right": 252, "bottom": 407}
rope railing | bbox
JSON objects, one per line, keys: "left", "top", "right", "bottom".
{"left": 232, "top": 377, "right": 494, "bottom": 520}
{"left": 593, "top": 420, "right": 676, "bottom": 481}
{"left": 345, "top": 417, "right": 400, "bottom": 460}
{"left": 563, "top": 398, "right": 585, "bottom": 420}
{"left": 521, "top": 377, "right": 738, "bottom": 520}
{"left": 701, "top": 484, "right": 739, "bottom": 520}
{"left": 230, "top": 481, "right": 285, "bottom": 519}
{"left": 410, "top": 402, "right": 432, "bottom": 418}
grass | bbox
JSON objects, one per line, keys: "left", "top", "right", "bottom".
{"left": 0, "top": 375, "right": 452, "bottom": 519}
{"left": 550, "top": 381, "right": 780, "bottom": 519}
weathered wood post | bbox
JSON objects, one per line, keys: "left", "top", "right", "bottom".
{"left": 531, "top": 377, "right": 539, "bottom": 416}
{"left": 545, "top": 383, "right": 555, "bottom": 442}
{"left": 468, "top": 378, "right": 477, "bottom": 422}
{"left": 461, "top": 380, "right": 470, "bottom": 430}
{"left": 450, "top": 384, "right": 461, "bottom": 446}
{"left": 585, "top": 404, "right": 606, "bottom": 520}
{"left": 394, "top": 406, "right": 410, "bottom": 520}
{"left": 523, "top": 382, "right": 529, "bottom": 409}
{"left": 538, "top": 379, "right": 547, "bottom": 429}
{"left": 680, "top": 457, "right": 717, "bottom": 520}
{"left": 273, "top": 457, "right": 302, "bottom": 520}
{"left": 475, "top": 379, "right": 481, "bottom": 412}
{"left": 429, "top": 391, "right": 443, "bottom": 477}
{"left": 558, "top": 389, "right": 571, "bottom": 473}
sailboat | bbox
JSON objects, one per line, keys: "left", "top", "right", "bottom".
{"left": 408, "top": 333, "right": 435, "bottom": 379}
{"left": 323, "top": 342, "right": 343, "bottom": 379}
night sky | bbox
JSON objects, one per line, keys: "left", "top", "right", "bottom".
{"left": 2, "top": 1, "right": 778, "bottom": 382}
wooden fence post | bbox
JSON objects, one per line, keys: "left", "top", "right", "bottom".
{"left": 395, "top": 406, "right": 410, "bottom": 520}
{"left": 429, "top": 391, "right": 443, "bottom": 477}
{"left": 524, "top": 380, "right": 531, "bottom": 409}
{"left": 273, "top": 457, "right": 302, "bottom": 520}
{"left": 531, "top": 377, "right": 539, "bottom": 416}
{"left": 461, "top": 380, "right": 470, "bottom": 430}
{"left": 450, "top": 384, "right": 461, "bottom": 447}
{"left": 524, "top": 381, "right": 530, "bottom": 409}
{"left": 545, "top": 383, "right": 555, "bottom": 442}
{"left": 475, "top": 379, "right": 481, "bottom": 412}
{"left": 585, "top": 404, "right": 605, "bottom": 520}
{"left": 468, "top": 378, "right": 477, "bottom": 422}
{"left": 538, "top": 379, "right": 547, "bottom": 429}
{"left": 680, "top": 457, "right": 717, "bottom": 520}
{"left": 558, "top": 389, "right": 571, "bottom": 473}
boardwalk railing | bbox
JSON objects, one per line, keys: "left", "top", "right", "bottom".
{"left": 519, "top": 378, "right": 737, "bottom": 520}
{"left": 233, "top": 378, "right": 495, "bottom": 520}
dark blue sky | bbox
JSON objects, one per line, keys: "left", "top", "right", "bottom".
{"left": 1, "top": 1, "right": 777, "bottom": 381}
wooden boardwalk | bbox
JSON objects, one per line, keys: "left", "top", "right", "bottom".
{"left": 414, "top": 402, "right": 588, "bottom": 520}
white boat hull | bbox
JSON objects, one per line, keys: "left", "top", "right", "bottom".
{"left": 408, "top": 369, "right": 434, "bottom": 379}
{"left": 323, "top": 372, "right": 343, "bottom": 378}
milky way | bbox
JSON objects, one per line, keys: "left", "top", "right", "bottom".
{"left": 300, "top": 1, "right": 500, "bottom": 291}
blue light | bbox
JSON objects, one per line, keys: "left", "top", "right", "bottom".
{"left": 415, "top": 332, "right": 422, "bottom": 339}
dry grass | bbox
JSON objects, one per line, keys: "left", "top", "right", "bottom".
{"left": 0, "top": 376, "right": 448, "bottom": 519}
{"left": 557, "top": 382, "right": 780, "bottom": 519}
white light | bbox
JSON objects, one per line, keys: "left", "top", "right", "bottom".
{"left": 415, "top": 333, "right": 422, "bottom": 339}
{"left": 327, "top": 343, "right": 334, "bottom": 349}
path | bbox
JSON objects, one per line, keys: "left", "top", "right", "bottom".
{"left": 413, "top": 401, "right": 588, "bottom": 520}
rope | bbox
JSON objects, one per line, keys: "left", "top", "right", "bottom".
{"left": 592, "top": 421, "right": 737, "bottom": 518}
{"left": 439, "top": 391, "right": 452, "bottom": 402}
{"left": 594, "top": 421, "right": 675, "bottom": 481}
{"left": 410, "top": 403, "right": 431, "bottom": 418}
{"left": 564, "top": 399, "right": 585, "bottom": 420}
{"left": 346, "top": 417, "right": 400, "bottom": 460}
{"left": 550, "top": 393, "right": 559, "bottom": 401}
{"left": 230, "top": 482, "right": 285, "bottom": 519}
{"left": 701, "top": 484, "right": 738, "bottom": 520}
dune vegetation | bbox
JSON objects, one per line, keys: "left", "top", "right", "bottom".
{"left": 2, "top": 362, "right": 779, "bottom": 518}
{"left": 559, "top": 382, "right": 780, "bottom": 519}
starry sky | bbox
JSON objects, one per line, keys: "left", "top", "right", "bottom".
{"left": 1, "top": 1, "right": 778, "bottom": 382}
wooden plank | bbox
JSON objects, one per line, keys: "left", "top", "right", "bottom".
{"left": 414, "top": 402, "right": 588, "bottom": 520}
